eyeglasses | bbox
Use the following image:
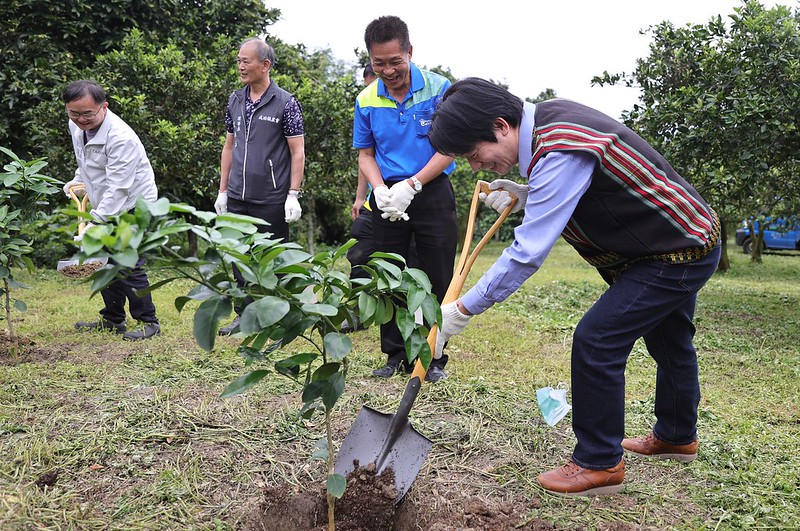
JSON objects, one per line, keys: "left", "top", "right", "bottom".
{"left": 66, "top": 105, "right": 104, "bottom": 120}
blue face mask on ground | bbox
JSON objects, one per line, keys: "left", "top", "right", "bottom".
{"left": 536, "top": 385, "right": 572, "bottom": 427}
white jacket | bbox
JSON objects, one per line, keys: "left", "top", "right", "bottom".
{"left": 69, "top": 109, "right": 158, "bottom": 222}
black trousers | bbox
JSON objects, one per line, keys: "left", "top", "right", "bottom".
{"left": 227, "top": 196, "right": 290, "bottom": 313}
{"left": 100, "top": 256, "right": 158, "bottom": 324}
{"left": 347, "top": 205, "right": 374, "bottom": 280}
{"left": 227, "top": 196, "right": 289, "bottom": 242}
{"left": 348, "top": 205, "right": 420, "bottom": 280}
{"left": 370, "top": 175, "right": 456, "bottom": 369}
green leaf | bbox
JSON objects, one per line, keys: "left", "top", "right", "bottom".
{"left": 311, "top": 439, "right": 329, "bottom": 461}
{"left": 302, "top": 381, "right": 325, "bottom": 403}
{"left": 220, "top": 369, "right": 270, "bottom": 398}
{"left": 214, "top": 218, "right": 260, "bottom": 234}
{"left": 405, "top": 329, "right": 432, "bottom": 370}
{"left": 194, "top": 295, "right": 232, "bottom": 351}
{"left": 374, "top": 295, "right": 394, "bottom": 325}
{"left": 394, "top": 307, "right": 415, "bottom": 341}
{"left": 274, "top": 352, "right": 317, "bottom": 377}
{"left": 358, "top": 291, "right": 377, "bottom": 324}
{"left": 301, "top": 302, "right": 338, "bottom": 316}
{"left": 110, "top": 248, "right": 140, "bottom": 268}
{"left": 175, "top": 296, "right": 192, "bottom": 312}
{"left": 322, "top": 371, "right": 345, "bottom": 410}
{"left": 13, "top": 299, "right": 27, "bottom": 312}
{"left": 312, "top": 362, "right": 341, "bottom": 382}
{"left": 89, "top": 266, "right": 122, "bottom": 293}
{"left": 406, "top": 284, "right": 426, "bottom": 313}
{"left": 146, "top": 197, "right": 172, "bottom": 217}
{"left": 421, "top": 294, "right": 441, "bottom": 328}
{"left": 323, "top": 332, "right": 352, "bottom": 361}
{"left": 273, "top": 250, "right": 312, "bottom": 271}
{"left": 327, "top": 473, "right": 346, "bottom": 499}
{"left": 406, "top": 267, "right": 432, "bottom": 294}
{"left": 372, "top": 258, "right": 403, "bottom": 280}
{"left": 240, "top": 296, "right": 290, "bottom": 334}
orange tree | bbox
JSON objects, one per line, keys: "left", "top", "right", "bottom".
{"left": 593, "top": 0, "right": 800, "bottom": 266}
{"left": 75, "top": 197, "right": 440, "bottom": 527}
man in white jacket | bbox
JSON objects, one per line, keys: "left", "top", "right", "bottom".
{"left": 62, "top": 80, "right": 161, "bottom": 341}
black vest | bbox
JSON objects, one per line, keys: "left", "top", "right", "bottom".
{"left": 227, "top": 82, "right": 294, "bottom": 205}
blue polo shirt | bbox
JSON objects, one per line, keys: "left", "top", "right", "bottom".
{"left": 353, "top": 63, "right": 456, "bottom": 182}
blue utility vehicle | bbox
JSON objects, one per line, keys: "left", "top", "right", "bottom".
{"left": 734, "top": 218, "right": 800, "bottom": 254}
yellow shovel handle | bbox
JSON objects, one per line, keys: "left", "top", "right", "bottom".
{"left": 68, "top": 184, "right": 90, "bottom": 235}
{"left": 410, "top": 180, "right": 518, "bottom": 382}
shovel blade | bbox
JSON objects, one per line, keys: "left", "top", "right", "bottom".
{"left": 57, "top": 257, "right": 108, "bottom": 272}
{"left": 335, "top": 405, "right": 433, "bottom": 502}
{"left": 56, "top": 259, "right": 78, "bottom": 271}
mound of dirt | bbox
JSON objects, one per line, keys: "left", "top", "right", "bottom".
{"left": 242, "top": 461, "right": 551, "bottom": 531}
{"left": 244, "top": 461, "right": 396, "bottom": 530}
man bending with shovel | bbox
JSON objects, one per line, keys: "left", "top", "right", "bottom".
{"left": 62, "top": 80, "right": 161, "bottom": 341}
{"left": 428, "top": 78, "right": 720, "bottom": 496}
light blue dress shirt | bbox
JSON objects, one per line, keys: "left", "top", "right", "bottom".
{"left": 461, "top": 102, "right": 596, "bottom": 314}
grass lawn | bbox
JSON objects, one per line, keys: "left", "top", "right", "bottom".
{"left": 1, "top": 239, "right": 798, "bottom": 529}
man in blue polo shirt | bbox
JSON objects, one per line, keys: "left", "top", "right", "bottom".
{"left": 353, "top": 15, "right": 456, "bottom": 382}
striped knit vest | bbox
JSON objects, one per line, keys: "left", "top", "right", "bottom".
{"left": 530, "top": 99, "right": 719, "bottom": 279}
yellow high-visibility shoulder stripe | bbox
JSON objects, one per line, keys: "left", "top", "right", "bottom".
{"left": 356, "top": 83, "right": 397, "bottom": 109}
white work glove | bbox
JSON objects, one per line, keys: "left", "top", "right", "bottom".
{"left": 381, "top": 180, "right": 417, "bottom": 222}
{"left": 434, "top": 300, "right": 473, "bottom": 359}
{"left": 284, "top": 190, "right": 302, "bottom": 223}
{"left": 63, "top": 179, "right": 83, "bottom": 197}
{"left": 372, "top": 185, "right": 392, "bottom": 211}
{"left": 479, "top": 179, "right": 528, "bottom": 214}
{"left": 214, "top": 191, "right": 228, "bottom": 214}
{"left": 372, "top": 185, "right": 408, "bottom": 221}
{"left": 74, "top": 222, "right": 95, "bottom": 242}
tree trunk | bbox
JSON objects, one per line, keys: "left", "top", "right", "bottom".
{"left": 717, "top": 223, "right": 730, "bottom": 272}
{"left": 187, "top": 231, "right": 198, "bottom": 258}
{"left": 3, "top": 278, "right": 15, "bottom": 340}
{"left": 305, "top": 201, "right": 317, "bottom": 254}
{"left": 751, "top": 223, "right": 764, "bottom": 263}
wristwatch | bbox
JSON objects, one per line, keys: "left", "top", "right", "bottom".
{"left": 409, "top": 176, "right": 423, "bottom": 192}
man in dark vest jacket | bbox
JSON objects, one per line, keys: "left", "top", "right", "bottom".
{"left": 428, "top": 78, "right": 721, "bottom": 496}
{"left": 215, "top": 37, "right": 306, "bottom": 336}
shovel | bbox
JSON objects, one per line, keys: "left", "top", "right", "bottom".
{"left": 335, "top": 179, "right": 517, "bottom": 502}
{"left": 57, "top": 184, "right": 108, "bottom": 277}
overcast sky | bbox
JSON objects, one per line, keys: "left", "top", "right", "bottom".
{"left": 265, "top": 0, "right": 783, "bottom": 119}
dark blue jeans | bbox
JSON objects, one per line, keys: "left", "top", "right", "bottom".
{"left": 100, "top": 256, "right": 158, "bottom": 324}
{"left": 570, "top": 245, "right": 721, "bottom": 470}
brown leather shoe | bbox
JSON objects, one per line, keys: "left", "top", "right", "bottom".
{"left": 537, "top": 459, "right": 624, "bottom": 496}
{"left": 622, "top": 432, "right": 697, "bottom": 461}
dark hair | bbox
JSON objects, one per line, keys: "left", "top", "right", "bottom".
{"left": 363, "top": 63, "right": 376, "bottom": 79}
{"left": 364, "top": 16, "right": 410, "bottom": 52}
{"left": 63, "top": 80, "right": 106, "bottom": 104}
{"left": 429, "top": 78, "right": 524, "bottom": 156}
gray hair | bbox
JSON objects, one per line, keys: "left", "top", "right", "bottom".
{"left": 241, "top": 37, "right": 277, "bottom": 67}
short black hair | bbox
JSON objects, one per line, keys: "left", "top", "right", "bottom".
{"left": 363, "top": 63, "right": 376, "bottom": 79}
{"left": 364, "top": 16, "right": 410, "bottom": 53}
{"left": 63, "top": 80, "right": 106, "bottom": 104}
{"left": 429, "top": 78, "right": 524, "bottom": 156}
